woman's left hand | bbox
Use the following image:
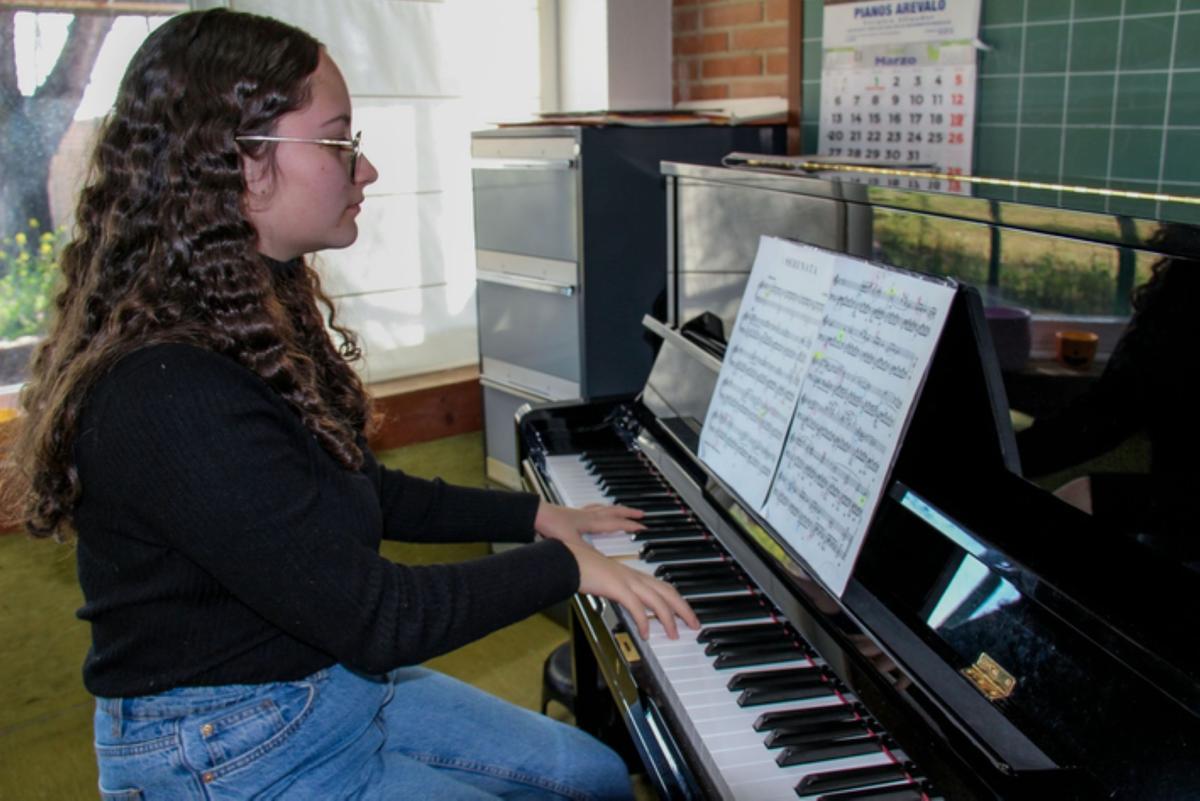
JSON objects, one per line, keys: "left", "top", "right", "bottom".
{"left": 534, "top": 501, "right": 645, "bottom": 547}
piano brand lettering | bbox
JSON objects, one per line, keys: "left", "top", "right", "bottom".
{"left": 854, "top": 4, "right": 892, "bottom": 17}
{"left": 896, "top": 0, "right": 946, "bottom": 13}
{"left": 853, "top": 0, "right": 946, "bottom": 19}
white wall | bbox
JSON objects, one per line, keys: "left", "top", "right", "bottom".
{"left": 541, "top": 0, "right": 670, "bottom": 113}
{"left": 211, "top": 0, "right": 541, "bottom": 382}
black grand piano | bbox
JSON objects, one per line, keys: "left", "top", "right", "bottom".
{"left": 516, "top": 161, "right": 1200, "bottom": 800}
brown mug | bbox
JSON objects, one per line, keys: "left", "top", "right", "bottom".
{"left": 1056, "top": 330, "right": 1099, "bottom": 368}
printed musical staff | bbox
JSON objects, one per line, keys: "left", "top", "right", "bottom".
{"left": 698, "top": 238, "right": 838, "bottom": 508}
{"left": 699, "top": 236, "right": 956, "bottom": 597}
{"left": 764, "top": 253, "right": 955, "bottom": 595}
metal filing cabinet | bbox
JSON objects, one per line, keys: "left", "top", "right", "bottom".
{"left": 472, "top": 124, "right": 783, "bottom": 487}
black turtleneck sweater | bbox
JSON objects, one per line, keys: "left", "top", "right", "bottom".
{"left": 72, "top": 343, "right": 579, "bottom": 698}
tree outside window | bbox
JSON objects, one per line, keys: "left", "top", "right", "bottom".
{"left": 0, "top": 4, "right": 183, "bottom": 390}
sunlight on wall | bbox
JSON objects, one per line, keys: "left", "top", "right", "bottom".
{"left": 442, "top": 0, "right": 542, "bottom": 320}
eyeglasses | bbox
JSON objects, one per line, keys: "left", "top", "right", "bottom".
{"left": 235, "top": 131, "right": 363, "bottom": 181}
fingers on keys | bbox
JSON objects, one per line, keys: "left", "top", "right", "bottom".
{"left": 587, "top": 503, "right": 646, "bottom": 533}
{"left": 626, "top": 572, "right": 699, "bottom": 640}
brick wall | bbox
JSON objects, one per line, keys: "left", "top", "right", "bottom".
{"left": 673, "top": 0, "right": 791, "bottom": 104}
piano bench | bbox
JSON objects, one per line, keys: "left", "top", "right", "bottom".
{"left": 541, "top": 642, "right": 575, "bottom": 716}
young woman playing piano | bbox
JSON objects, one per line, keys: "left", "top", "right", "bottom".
{"left": 5, "top": 10, "right": 696, "bottom": 799}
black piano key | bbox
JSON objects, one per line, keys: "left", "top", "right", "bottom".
{"left": 739, "top": 682, "right": 835, "bottom": 706}
{"left": 687, "top": 595, "right": 767, "bottom": 623}
{"left": 576, "top": 453, "right": 633, "bottom": 465}
{"left": 588, "top": 465, "right": 652, "bottom": 479}
{"left": 600, "top": 479, "right": 666, "bottom": 489}
{"left": 596, "top": 477, "right": 659, "bottom": 490}
{"left": 582, "top": 458, "right": 642, "bottom": 470}
{"left": 675, "top": 576, "right": 749, "bottom": 596}
{"left": 607, "top": 491, "right": 676, "bottom": 503}
{"left": 597, "top": 472, "right": 662, "bottom": 484}
{"left": 585, "top": 459, "right": 647, "bottom": 471}
{"left": 639, "top": 516, "right": 700, "bottom": 530}
{"left": 697, "top": 605, "right": 770, "bottom": 625}
{"left": 592, "top": 467, "right": 656, "bottom": 478}
{"left": 701, "top": 625, "right": 796, "bottom": 650}
{"left": 656, "top": 562, "right": 738, "bottom": 580}
{"left": 696, "top": 621, "right": 787, "bottom": 643}
{"left": 640, "top": 542, "right": 725, "bottom": 564}
{"left": 631, "top": 528, "right": 708, "bottom": 542}
{"left": 764, "top": 719, "right": 869, "bottom": 749}
{"left": 775, "top": 734, "right": 891, "bottom": 767}
{"left": 727, "top": 666, "right": 824, "bottom": 690}
{"left": 583, "top": 453, "right": 643, "bottom": 465}
{"left": 595, "top": 475, "right": 660, "bottom": 486}
{"left": 813, "top": 781, "right": 928, "bottom": 801}
{"left": 582, "top": 455, "right": 637, "bottom": 463}
{"left": 713, "top": 642, "right": 811, "bottom": 668}
{"left": 624, "top": 499, "right": 688, "bottom": 512}
{"left": 702, "top": 630, "right": 785, "bottom": 652}
{"left": 633, "top": 512, "right": 697, "bottom": 526}
{"left": 602, "top": 488, "right": 668, "bottom": 499}
{"left": 795, "top": 762, "right": 917, "bottom": 795}
{"left": 754, "top": 703, "right": 867, "bottom": 733}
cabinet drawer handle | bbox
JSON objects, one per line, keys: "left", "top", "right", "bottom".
{"left": 477, "top": 270, "right": 576, "bottom": 296}
{"left": 472, "top": 158, "right": 577, "bottom": 170}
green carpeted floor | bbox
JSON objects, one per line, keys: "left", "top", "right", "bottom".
{"left": 0, "top": 432, "right": 582, "bottom": 801}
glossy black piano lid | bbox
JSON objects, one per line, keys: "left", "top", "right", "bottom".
{"left": 846, "top": 287, "right": 1200, "bottom": 795}
{"left": 852, "top": 478, "right": 1200, "bottom": 798}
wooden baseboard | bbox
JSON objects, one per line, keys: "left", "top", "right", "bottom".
{"left": 366, "top": 365, "right": 482, "bottom": 452}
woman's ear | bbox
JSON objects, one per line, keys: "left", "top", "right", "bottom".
{"left": 241, "top": 153, "right": 273, "bottom": 209}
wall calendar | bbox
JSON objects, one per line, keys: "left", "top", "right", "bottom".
{"left": 818, "top": 0, "right": 982, "bottom": 194}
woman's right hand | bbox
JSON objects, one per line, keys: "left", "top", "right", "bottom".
{"left": 564, "top": 540, "right": 700, "bottom": 641}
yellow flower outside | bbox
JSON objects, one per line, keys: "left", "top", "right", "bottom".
{"left": 40, "top": 232, "right": 54, "bottom": 243}
{"left": 14, "top": 232, "right": 27, "bottom": 246}
{"left": 40, "top": 243, "right": 53, "bottom": 256}
{"left": 28, "top": 218, "right": 40, "bottom": 229}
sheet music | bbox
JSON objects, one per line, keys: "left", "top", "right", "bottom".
{"left": 698, "top": 237, "right": 836, "bottom": 507}
{"left": 762, "top": 255, "right": 954, "bottom": 595}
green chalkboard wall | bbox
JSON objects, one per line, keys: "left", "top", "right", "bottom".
{"left": 801, "top": 0, "right": 1200, "bottom": 223}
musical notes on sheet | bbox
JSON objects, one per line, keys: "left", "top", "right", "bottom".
{"left": 699, "top": 236, "right": 955, "bottom": 597}
{"left": 765, "top": 255, "right": 953, "bottom": 594}
{"left": 698, "top": 238, "right": 836, "bottom": 508}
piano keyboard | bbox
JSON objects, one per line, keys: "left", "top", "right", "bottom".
{"left": 544, "top": 449, "right": 935, "bottom": 801}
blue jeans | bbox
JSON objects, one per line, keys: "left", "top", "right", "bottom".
{"left": 93, "top": 664, "right": 633, "bottom": 800}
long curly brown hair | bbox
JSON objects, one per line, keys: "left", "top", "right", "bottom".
{"left": 6, "top": 9, "right": 371, "bottom": 539}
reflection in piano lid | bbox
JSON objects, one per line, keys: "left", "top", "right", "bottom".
{"left": 517, "top": 280, "right": 1200, "bottom": 799}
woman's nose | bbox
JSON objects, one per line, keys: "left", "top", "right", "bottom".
{"left": 356, "top": 153, "right": 379, "bottom": 186}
